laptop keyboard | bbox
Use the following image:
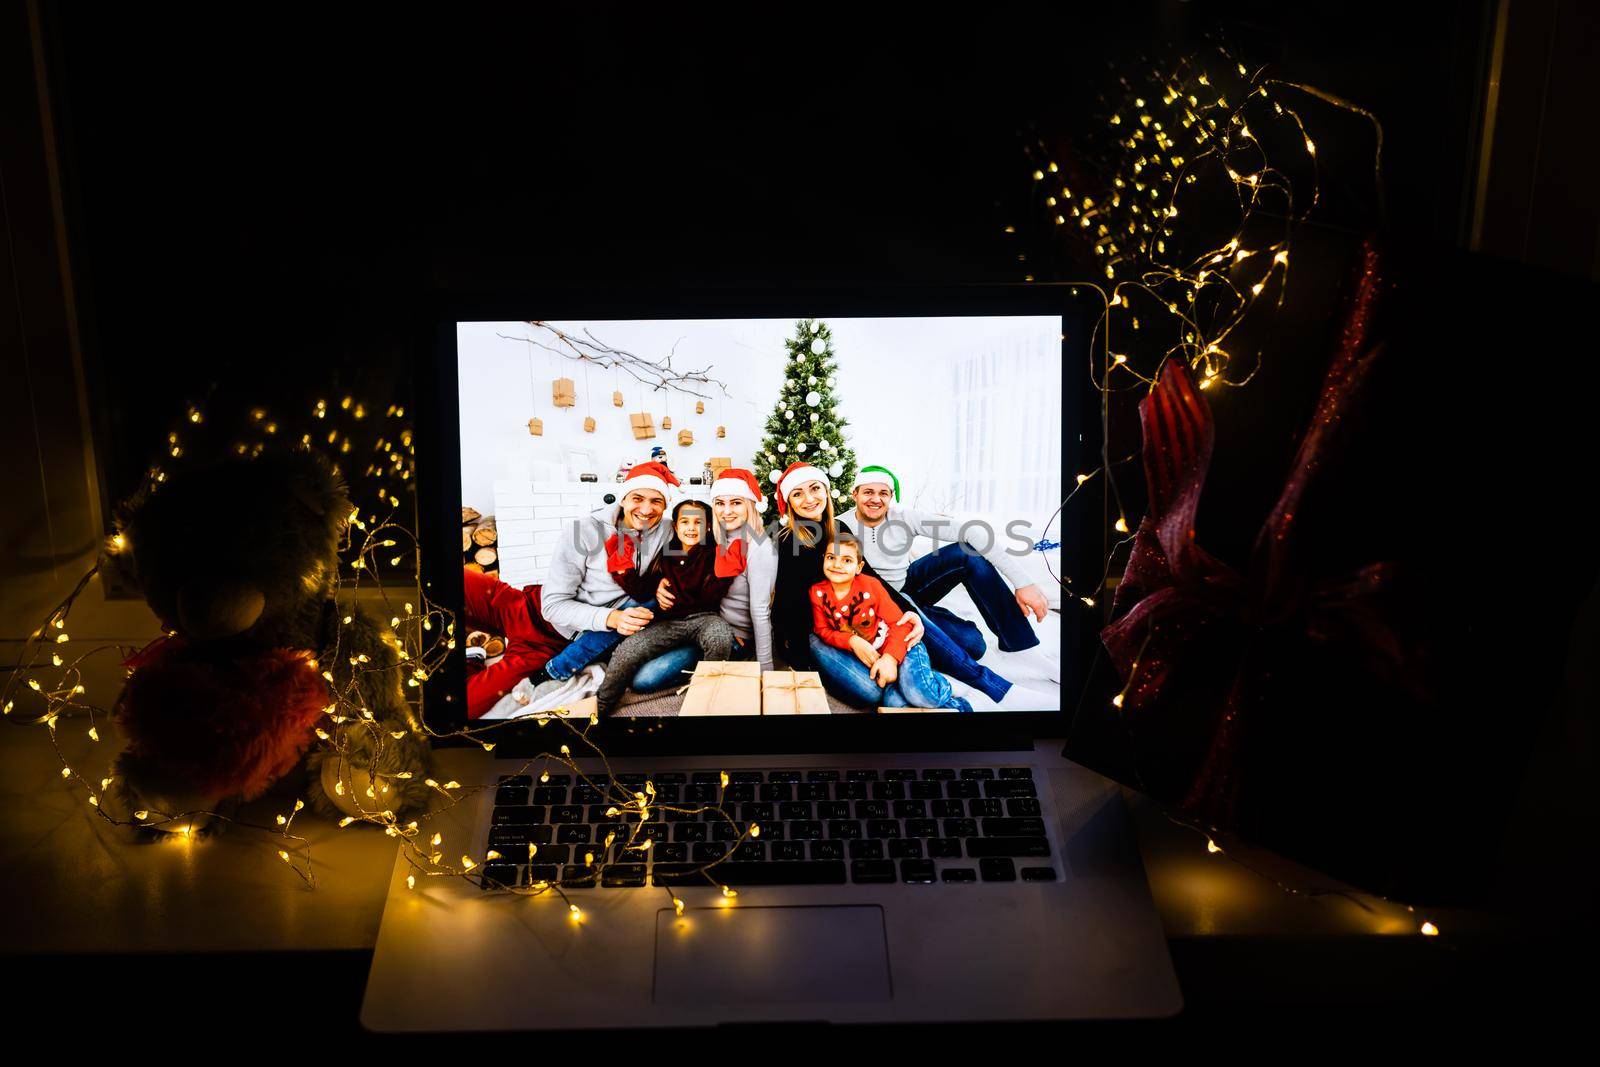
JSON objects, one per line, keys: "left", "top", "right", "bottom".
{"left": 479, "top": 767, "right": 1057, "bottom": 889}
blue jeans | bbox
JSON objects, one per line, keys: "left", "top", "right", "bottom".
{"left": 633, "top": 635, "right": 749, "bottom": 695}
{"left": 910, "top": 608, "right": 1013, "bottom": 703}
{"left": 903, "top": 542, "right": 1040, "bottom": 654}
{"left": 545, "top": 597, "right": 655, "bottom": 680}
{"left": 808, "top": 635, "right": 972, "bottom": 711}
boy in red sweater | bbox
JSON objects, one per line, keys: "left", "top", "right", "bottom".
{"left": 810, "top": 534, "right": 972, "bottom": 711}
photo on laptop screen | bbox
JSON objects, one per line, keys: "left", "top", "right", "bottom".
{"left": 454, "top": 317, "right": 1065, "bottom": 720}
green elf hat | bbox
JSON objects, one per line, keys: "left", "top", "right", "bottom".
{"left": 851, "top": 465, "right": 900, "bottom": 502}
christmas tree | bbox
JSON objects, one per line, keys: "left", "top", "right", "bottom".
{"left": 753, "top": 319, "right": 857, "bottom": 524}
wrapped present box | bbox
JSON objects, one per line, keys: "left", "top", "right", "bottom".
{"left": 629, "top": 412, "right": 656, "bottom": 440}
{"left": 677, "top": 429, "right": 694, "bottom": 446}
{"left": 552, "top": 377, "right": 576, "bottom": 408}
{"left": 762, "top": 669, "right": 829, "bottom": 714}
{"left": 678, "top": 660, "right": 761, "bottom": 716}
{"left": 612, "top": 390, "right": 625, "bottom": 407}
{"left": 583, "top": 415, "right": 596, "bottom": 432}
{"left": 527, "top": 417, "right": 544, "bottom": 436}
{"left": 708, "top": 456, "right": 733, "bottom": 477}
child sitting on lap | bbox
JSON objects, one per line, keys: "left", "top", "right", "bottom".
{"left": 597, "top": 499, "right": 740, "bottom": 713}
{"left": 809, "top": 533, "right": 972, "bottom": 712}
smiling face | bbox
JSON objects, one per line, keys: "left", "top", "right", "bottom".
{"left": 822, "top": 539, "right": 862, "bottom": 585}
{"left": 786, "top": 479, "right": 828, "bottom": 522}
{"left": 853, "top": 482, "right": 893, "bottom": 523}
{"left": 713, "top": 494, "right": 752, "bottom": 534}
{"left": 621, "top": 489, "right": 666, "bottom": 531}
{"left": 675, "top": 504, "right": 707, "bottom": 547}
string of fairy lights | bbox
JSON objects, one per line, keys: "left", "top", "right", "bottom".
{"left": 3, "top": 46, "right": 1436, "bottom": 936}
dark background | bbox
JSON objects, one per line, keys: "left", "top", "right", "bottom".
{"left": 4, "top": 0, "right": 1598, "bottom": 1013}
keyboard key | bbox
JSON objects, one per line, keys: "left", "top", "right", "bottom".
{"left": 692, "top": 842, "right": 728, "bottom": 862}
{"left": 651, "top": 785, "right": 681, "bottom": 804}
{"left": 588, "top": 805, "right": 622, "bottom": 824}
{"left": 779, "top": 801, "right": 813, "bottom": 821}
{"left": 983, "top": 779, "right": 1037, "bottom": 798}
{"left": 480, "top": 864, "right": 517, "bottom": 888}
{"left": 601, "top": 864, "right": 647, "bottom": 887}
{"left": 888, "top": 839, "right": 924, "bottom": 859}
{"left": 673, "top": 823, "right": 708, "bottom": 842}
{"left": 884, "top": 769, "right": 919, "bottom": 781}
{"left": 947, "top": 780, "right": 980, "bottom": 799}
{"left": 561, "top": 865, "right": 598, "bottom": 887}
{"left": 1021, "top": 867, "right": 1058, "bottom": 882}
{"left": 922, "top": 768, "right": 956, "bottom": 780}
{"left": 730, "top": 771, "right": 764, "bottom": 784}
{"left": 848, "top": 839, "right": 884, "bottom": 859}
{"left": 851, "top": 860, "right": 896, "bottom": 884}
{"left": 827, "top": 820, "right": 862, "bottom": 839}
{"left": 981, "top": 818, "right": 1047, "bottom": 838}
{"left": 941, "top": 867, "right": 977, "bottom": 883}
{"left": 932, "top": 799, "right": 966, "bottom": 819}
{"left": 905, "top": 819, "right": 939, "bottom": 838}
{"left": 856, "top": 800, "right": 890, "bottom": 821}
{"left": 753, "top": 821, "right": 784, "bottom": 839}
{"left": 788, "top": 820, "right": 823, "bottom": 840}
{"left": 550, "top": 805, "right": 584, "bottom": 823}
{"left": 805, "top": 770, "right": 840, "bottom": 782}
{"left": 772, "top": 841, "right": 807, "bottom": 862}
{"left": 871, "top": 781, "right": 906, "bottom": 800}
{"left": 556, "top": 824, "right": 592, "bottom": 843}
{"left": 1007, "top": 798, "right": 1043, "bottom": 817}
{"left": 525, "top": 844, "right": 569, "bottom": 865}
{"left": 900, "top": 859, "right": 936, "bottom": 884}
{"left": 968, "top": 799, "right": 1004, "bottom": 819}
{"left": 928, "top": 838, "right": 962, "bottom": 858}
{"left": 980, "top": 858, "right": 1018, "bottom": 882}
{"left": 653, "top": 843, "right": 689, "bottom": 863}
{"left": 767, "top": 771, "right": 803, "bottom": 783}
{"left": 740, "top": 802, "right": 776, "bottom": 823}
{"left": 652, "top": 772, "right": 687, "bottom": 785}
{"left": 570, "top": 785, "right": 603, "bottom": 804}
{"left": 525, "top": 863, "right": 559, "bottom": 885}
{"left": 797, "top": 783, "right": 831, "bottom": 801}
{"left": 492, "top": 806, "right": 543, "bottom": 826}
{"left": 724, "top": 784, "right": 756, "bottom": 803}
{"left": 488, "top": 824, "right": 552, "bottom": 848}
{"left": 685, "top": 783, "right": 718, "bottom": 802}
{"left": 731, "top": 842, "right": 765, "bottom": 862}
{"left": 532, "top": 786, "right": 567, "bottom": 805}
{"left": 616, "top": 773, "right": 649, "bottom": 787}
{"left": 960, "top": 768, "right": 996, "bottom": 779}
{"left": 664, "top": 807, "right": 699, "bottom": 823}
{"left": 495, "top": 785, "right": 529, "bottom": 805}
{"left": 966, "top": 837, "right": 1050, "bottom": 859}
{"left": 810, "top": 840, "right": 845, "bottom": 861}
{"left": 711, "top": 822, "right": 742, "bottom": 842}
{"left": 691, "top": 771, "right": 722, "bottom": 784}
{"left": 759, "top": 783, "right": 793, "bottom": 802}
{"left": 498, "top": 775, "right": 533, "bottom": 787}
{"left": 818, "top": 800, "right": 851, "bottom": 820}
{"left": 837, "top": 781, "right": 868, "bottom": 801}
{"left": 943, "top": 818, "right": 978, "bottom": 838}
{"left": 654, "top": 862, "right": 846, "bottom": 886}
{"left": 639, "top": 823, "right": 670, "bottom": 843}
{"left": 1000, "top": 767, "right": 1033, "bottom": 779}
{"left": 894, "top": 799, "right": 927, "bottom": 819}
{"left": 909, "top": 781, "right": 943, "bottom": 800}
{"left": 866, "top": 819, "right": 901, "bottom": 839}
{"left": 846, "top": 770, "right": 879, "bottom": 782}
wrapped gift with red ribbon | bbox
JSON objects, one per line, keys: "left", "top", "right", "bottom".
{"left": 1100, "top": 244, "right": 1422, "bottom": 832}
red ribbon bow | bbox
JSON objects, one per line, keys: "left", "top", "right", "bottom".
{"left": 1101, "top": 244, "right": 1412, "bottom": 827}
{"left": 604, "top": 531, "right": 637, "bottom": 574}
{"left": 714, "top": 537, "right": 747, "bottom": 578}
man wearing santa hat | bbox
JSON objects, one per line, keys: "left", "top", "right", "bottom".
{"left": 839, "top": 463, "right": 1049, "bottom": 665}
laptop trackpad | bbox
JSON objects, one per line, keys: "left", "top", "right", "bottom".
{"left": 654, "top": 905, "right": 892, "bottom": 1003}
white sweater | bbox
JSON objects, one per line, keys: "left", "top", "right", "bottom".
{"left": 718, "top": 527, "right": 778, "bottom": 671}
{"left": 836, "top": 504, "right": 1034, "bottom": 592}
{"left": 539, "top": 505, "right": 669, "bottom": 639}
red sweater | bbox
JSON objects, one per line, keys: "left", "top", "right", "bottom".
{"left": 606, "top": 533, "right": 742, "bottom": 620}
{"left": 809, "top": 573, "right": 910, "bottom": 662}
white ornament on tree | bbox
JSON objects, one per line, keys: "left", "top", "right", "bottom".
{"left": 805, "top": 391, "right": 821, "bottom": 407}
{"left": 807, "top": 376, "right": 817, "bottom": 386}
{"left": 777, "top": 443, "right": 786, "bottom": 453}
{"left": 797, "top": 443, "right": 807, "bottom": 453}
{"left": 809, "top": 413, "right": 819, "bottom": 423}
{"left": 770, "top": 470, "right": 783, "bottom": 484}
{"left": 828, "top": 461, "right": 844, "bottom": 477}
{"left": 810, "top": 337, "right": 826, "bottom": 355}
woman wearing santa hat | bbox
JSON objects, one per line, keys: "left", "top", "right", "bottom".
{"left": 769, "top": 460, "right": 1015, "bottom": 708}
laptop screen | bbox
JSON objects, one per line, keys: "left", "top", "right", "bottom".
{"left": 449, "top": 314, "right": 1071, "bottom": 724}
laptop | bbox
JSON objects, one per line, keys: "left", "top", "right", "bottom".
{"left": 360, "top": 286, "right": 1181, "bottom": 1029}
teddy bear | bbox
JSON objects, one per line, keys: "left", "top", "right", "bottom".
{"left": 107, "top": 448, "right": 432, "bottom": 829}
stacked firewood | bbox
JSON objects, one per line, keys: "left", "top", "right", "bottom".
{"left": 462, "top": 506, "right": 499, "bottom": 577}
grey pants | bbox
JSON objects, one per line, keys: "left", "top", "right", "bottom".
{"left": 598, "top": 613, "right": 734, "bottom": 714}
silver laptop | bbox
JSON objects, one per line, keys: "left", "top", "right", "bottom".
{"left": 361, "top": 290, "right": 1180, "bottom": 1029}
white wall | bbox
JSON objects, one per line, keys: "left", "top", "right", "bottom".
{"left": 456, "top": 316, "right": 1063, "bottom": 522}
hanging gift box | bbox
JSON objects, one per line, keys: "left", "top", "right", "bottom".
{"left": 661, "top": 415, "right": 672, "bottom": 430}
{"left": 612, "top": 390, "right": 624, "bottom": 407}
{"left": 552, "top": 378, "right": 576, "bottom": 408}
{"left": 716, "top": 425, "right": 726, "bottom": 438}
{"left": 583, "top": 415, "right": 596, "bottom": 432}
{"left": 695, "top": 400, "right": 705, "bottom": 414}
{"left": 677, "top": 429, "right": 694, "bottom": 446}
{"left": 629, "top": 412, "right": 656, "bottom": 440}
{"left": 527, "top": 417, "right": 544, "bottom": 436}
{"left": 707, "top": 456, "right": 732, "bottom": 477}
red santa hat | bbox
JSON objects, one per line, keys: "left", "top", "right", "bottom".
{"left": 775, "top": 460, "right": 829, "bottom": 516}
{"left": 709, "top": 467, "right": 765, "bottom": 508}
{"left": 618, "top": 461, "right": 679, "bottom": 501}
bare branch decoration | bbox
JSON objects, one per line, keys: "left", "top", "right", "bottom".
{"left": 499, "top": 322, "right": 730, "bottom": 401}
